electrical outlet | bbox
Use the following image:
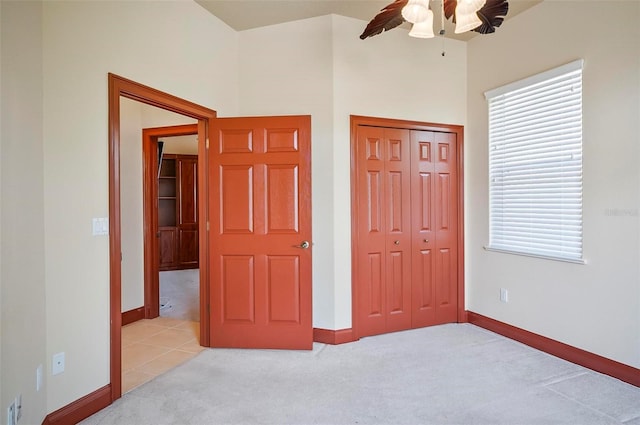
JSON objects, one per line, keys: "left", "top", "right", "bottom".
{"left": 7, "top": 401, "right": 15, "bottom": 425}
{"left": 15, "top": 395, "right": 22, "bottom": 423}
{"left": 52, "top": 352, "right": 65, "bottom": 375}
{"left": 500, "top": 288, "right": 509, "bottom": 303}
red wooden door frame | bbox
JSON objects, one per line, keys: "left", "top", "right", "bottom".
{"left": 142, "top": 124, "right": 198, "bottom": 319}
{"left": 350, "top": 115, "right": 466, "bottom": 339}
{"left": 109, "top": 74, "right": 215, "bottom": 401}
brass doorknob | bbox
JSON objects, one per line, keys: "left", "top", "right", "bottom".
{"left": 394, "top": 240, "right": 400, "bottom": 245}
{"left": 423, "top": 239, "right": 429, "bottom": 243}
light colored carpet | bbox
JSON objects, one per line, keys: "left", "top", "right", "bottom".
{"left": 82, "top": 324, "right": 640, "bottom": 424}
{"left": 159, "top": 269, "right": 199, "bottom": 322}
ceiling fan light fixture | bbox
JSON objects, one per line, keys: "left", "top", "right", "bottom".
{"left": 454, "top": 3, "right": 483, "bottom": 34}
{"left": 409, "top": 10, "right": 435, "bottom": 38}
{"left": 401, "top": 0, "right": 430, "bottom": 24}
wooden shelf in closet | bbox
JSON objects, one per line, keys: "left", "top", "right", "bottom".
{"left": 157, "top": 154, "right": 198, "bottom": 271}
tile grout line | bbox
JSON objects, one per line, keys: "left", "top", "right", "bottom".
{"left": 122, "top": 318, "right": 201, "bottom": 394}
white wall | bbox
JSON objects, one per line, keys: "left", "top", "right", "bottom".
{"left": 238, "top": 15, "right": 467, "bottom": 329}
{"left": 42, "top": 0, "right": 238, "bottom": 412}
{"left": 120, "top": 98, "right": 197, "bottom": 313}
{"left": 1, "top": 1, "right": 48, "bottom": 423}
{"left": 466, "top": 1, "right": 640, "bottom": 368}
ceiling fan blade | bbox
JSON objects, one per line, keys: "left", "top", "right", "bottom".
{"left": 360, "top": 0, "right": 408, "bottom": 40}
{"left": 473, "top": 0, "right": 509, "bottom": 34}
{"left": 443, "top": 0, "right": 457, "bottom": 20}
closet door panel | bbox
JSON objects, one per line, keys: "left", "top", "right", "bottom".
{"left": 411, "top": 131, "right": 437, "bottom": 327}
{"left": 434, "top": 132, "right": 458, "bottom": 324}
{"left": 357, "top": 126, "right": 387, "bottom": 337}
{"left": 384, "top": 129, "right": 412, "bottom": 332}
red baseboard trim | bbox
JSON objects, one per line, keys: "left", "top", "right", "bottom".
{"left": 122, "top": 306, "right": 145, "bottom": 326}
{"left": 42, "top": 384, "right": 111, "bottom": 425}
{"left": 313, "top": 328, "right": 358, "bottom": 345}
{"left": 467, "top": 311, "right": 640, "bottom": 387}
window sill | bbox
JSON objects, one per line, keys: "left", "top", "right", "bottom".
{"left": 483, "top": 246, "right": 586, "bottom": 265}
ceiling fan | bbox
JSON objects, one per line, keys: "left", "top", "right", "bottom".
{"left": 360, "top": 0, "right": 509, "bottom": 40}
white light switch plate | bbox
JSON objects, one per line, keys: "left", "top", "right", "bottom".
{"left": 92, "top": 217, "right": 109, "bottom": 236}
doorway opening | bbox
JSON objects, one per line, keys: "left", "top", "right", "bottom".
{"left": 109, "top": 73, "right": 216, "bottom": 401}
{"left": 141, "top": 124, "right": 199, "bottom": 321}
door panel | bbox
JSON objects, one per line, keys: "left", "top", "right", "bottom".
{"left": 159, "top": 227, "right": 178, "bottom": 270}
{"left": 357, "top": 127, "right": 386, "bottom": 336}
{"left": 411, "top": 130, "right": 458, "bottom": 327}
{"left": 434, "top": 132, "right": 458, "bottom": 323}
{"left": 357, "top": 126, "right": 411, "bottom": 337}
{"left": 221, "top": 165, "right": 254, "bottom": 233}
{"left": 176, "top": 157, "right": 199, "bottom": 268}
{"left": 210, "top": 116, "right": 312, "bottom": 349}
{"left": 385, "top": 130, "right": 412, "bottom": 332}
{"left": 416, "top": 248, "right": 433, "bottom": 311}
{"left": 411, "top": 131, "right": 436, "bottom": 327}
{"left": 266, "top": 165, "right": 299, "bottom": 233}
{"left": 267, "top": 255, "right": 300, "bottom": 323}
{"left": 222, "top": 255, "right": 255, "bottom": 323}
{"left": 178, "top": 158, "right": 198, "bottom": 225}
{"left": 178, "top": 229, "right": 198, "bottom": 267}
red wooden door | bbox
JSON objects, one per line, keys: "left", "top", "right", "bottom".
{"left": 177, "top": 156, "right": 199, "bottom": 268}
{"left": 411, "top": 130, "right": 458, "bottom": 327}
{"left": 356, "top": 126, "right": 412, "bottom": 337}
{"left": 209, "top": 115, "right": 312, "bottom": 349}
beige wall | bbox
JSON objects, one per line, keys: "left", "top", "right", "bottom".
{"left": 466, "top": 1, "right": 640, "bottom": 368}
{"left": 120, "top": 97, "right": 144, "bottom": 313}
{"left": 238, "top": 15, "right": 467, "bottom": 329}
{"left": 120, "top": 98, "right": 196, "bottom": 313}
{"left": 1, "top": 1, "right": 48, "bottom": 423}
{"left": 1, "top": 0, "right": 4, "bottom": 414}
{"left": 2, "top": 0, "right": 638, "bottom": 420}
{"left": 42, "top": 0, "right": 238, "bottom": 412}
{"left": 238, "top": 15, "right": 336, "bottom": 328}
{"left": 161, "top": 135, "right": 199, "bottom": 155}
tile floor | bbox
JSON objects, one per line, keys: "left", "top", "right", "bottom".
{"left": 121, "top": 317, "right": 204, "bottom": 393}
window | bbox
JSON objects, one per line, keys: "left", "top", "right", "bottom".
{"left": 485, "top": 59, "right": 584, "bottom": 263}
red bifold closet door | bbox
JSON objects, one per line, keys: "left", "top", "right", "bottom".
{"left": 355, "top": 124, "right": 459, "bottom": 338}
{"left": 209, "top": 116, "right": 312, "bottom": 349}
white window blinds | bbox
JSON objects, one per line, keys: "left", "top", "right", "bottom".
{"left": 485, "top": 59, "right": 584, "bottom": 263}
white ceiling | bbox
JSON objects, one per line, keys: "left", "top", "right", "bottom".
{"left": 195, "top": 0, "right": 542, "bottom": 41}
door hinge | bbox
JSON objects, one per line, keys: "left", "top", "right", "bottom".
{"left": 206, "top": 138, "right": 209, "bottom": 149}
{"left": 206, "top": 221, "right": 210, "bottom": 231}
